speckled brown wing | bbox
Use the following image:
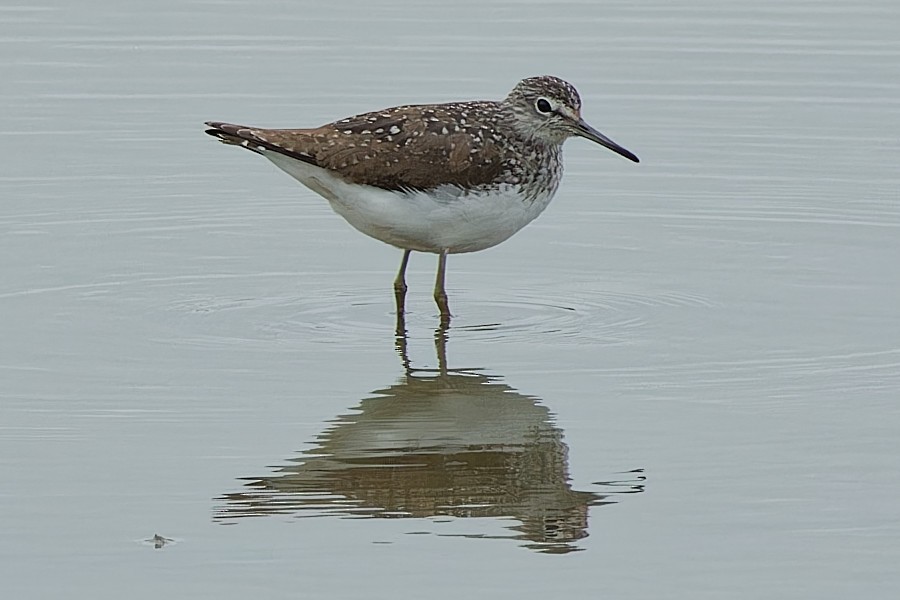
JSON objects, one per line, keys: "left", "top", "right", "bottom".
{"left": 205, "top": 102, "right": 508, "bottom": 192}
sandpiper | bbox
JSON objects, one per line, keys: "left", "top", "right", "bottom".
{"left": 205, "top": 76, "right": 638, "bottom": 320}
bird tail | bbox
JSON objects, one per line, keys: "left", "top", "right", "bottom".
{"left": 204, "top": 121, "right": 267, "bottom": 155}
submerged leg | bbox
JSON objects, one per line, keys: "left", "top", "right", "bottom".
{"left": 433, "top": 249, "right": 451, "bottom": 322}
{"left": 393, "top": 249, "right": 411, "bottom": 315}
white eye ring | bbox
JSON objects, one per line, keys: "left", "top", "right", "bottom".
{"left": 535, "top": 97, "right": 553, "bottom": 114}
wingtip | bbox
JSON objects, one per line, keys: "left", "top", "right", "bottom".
{"left": 204, "top": 121, "right": 247, "bottom": 142}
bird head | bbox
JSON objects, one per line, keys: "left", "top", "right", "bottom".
{"left": 503, "top": 76, "right": 639, "bottom": 163}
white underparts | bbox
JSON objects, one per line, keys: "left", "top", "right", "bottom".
{"left": 264, "top": 152, "right": 557, "bottom": 254}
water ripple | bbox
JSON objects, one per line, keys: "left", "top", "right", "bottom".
{"left": 161, "top": 281, "right": 713, "bottom": 347}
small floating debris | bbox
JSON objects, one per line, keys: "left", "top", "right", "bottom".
{"left": 142, "top": 533, "right": 175, "bottom": 549}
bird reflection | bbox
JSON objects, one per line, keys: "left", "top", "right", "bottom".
{"left": 215, "top": 320, "right": 645, "bottom": 554}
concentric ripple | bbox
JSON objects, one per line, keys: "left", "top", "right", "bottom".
{"left": 161, "top": 278, "right": 714, "bottom": 347}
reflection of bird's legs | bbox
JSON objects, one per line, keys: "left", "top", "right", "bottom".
{"left": 394, "top": 314, "right": 411, "bottom": 376}
{"left": 434, "top": 318, "right": 449, "bottom": 376}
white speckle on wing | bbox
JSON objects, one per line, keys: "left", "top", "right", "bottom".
{"left": 389, "top": 125, "right": 401, "bottom": 135}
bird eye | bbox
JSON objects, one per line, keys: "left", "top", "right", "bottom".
{"left": 535, "top": 98, "right": 553, "bottom": 114}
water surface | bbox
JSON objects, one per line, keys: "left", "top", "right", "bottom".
{"left": 2, "top": 1, "right": 899, "bottom": 598}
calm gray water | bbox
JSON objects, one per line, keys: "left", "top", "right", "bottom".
{"left": 2, "top": 1, "right": 899, "bottom": 598}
